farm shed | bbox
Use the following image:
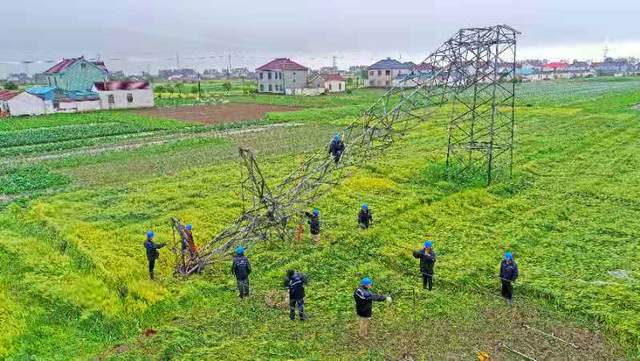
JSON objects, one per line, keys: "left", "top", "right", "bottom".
{"left": 0, "top": 90, "right": 50, "bottom": 116}
{"left": 56, "top": 90, "right": 101, "bottom": 113}
{"left": 93, "top": 81, "right": 154, "bottom": 109}
{"left": 308, "top": 74, "right": 347, "bottom": 93}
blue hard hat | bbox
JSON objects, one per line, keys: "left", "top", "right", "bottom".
{"left": 362, "top": 203, "right": 368, "bottom": 210}
{"left": 313, "top": 208, "right": 319, "bottom": 216}
{"left": 424, "top": 240, "right": 433, "bottom": 248}
{"left": 504, "top": 251, "right": 513, "bottom": 260}
{"left": 186, "top": 224, "right": 192, "bottom": 231}
{"left": 334, "top": 133, "right": 341, "bottom": 140}
{"left": 146, "top": 230, "right": 154, "bottom": 239}
{"left": 361, "top": 277, "right": 372, "bottom": 286}
{"left": 236, "top": 246, "right": 245, "bottom": 255}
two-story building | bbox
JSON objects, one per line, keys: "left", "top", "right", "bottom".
{"left": 43, "top": 57, "right": 109, "bottom": 91}
{"left": 367, "top": 58, "right": 412, "bottom": 87}
{"left": 256, "top": 58, "right": 309, "bottom": 94}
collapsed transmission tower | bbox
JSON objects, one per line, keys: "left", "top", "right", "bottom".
{"left": 175, "top": 25, "right": 519, "bottom": 275}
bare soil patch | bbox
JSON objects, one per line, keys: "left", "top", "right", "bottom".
{"left": 134, "top": 103, "right": 301, "bottom": 124}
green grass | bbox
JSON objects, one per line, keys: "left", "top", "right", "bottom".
{"left": 0, "top": 77, "right": 638, "bottom": 359}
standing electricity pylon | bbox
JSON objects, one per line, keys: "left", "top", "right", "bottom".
{"left": 443, "top": 26, "right": 519, "bottom": 184}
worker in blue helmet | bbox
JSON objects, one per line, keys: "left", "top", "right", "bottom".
{"left": 181, "top": 224, "right": 198, "bottom": 258}
{"left": 412, "top": 240, "right": 437, "bottom": 290}
{"left": 304, "top": 208, "right": 321, "bottom": 244}
{"left": 232, "top": 246, "right": 252, "bottom": 298}
{"left": 284, "top": 269, "right": 308, "bottom": 321}
{"left": 328, "top": 132, "right": 345, "bottom": 164}
{"left": 499, "top": 251, "right": 519, "bottom": 305}
{"left": 358, "top": 203, "right": 373, "bottom": 229}
{"left": 144, "top": 230, "right": 166, "bottom": 280}
{"left": 353, "top": 277, "right": 391, "bottom": 337}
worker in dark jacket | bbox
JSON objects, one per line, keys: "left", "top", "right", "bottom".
{"left": 353, "top": 277, "right": 391, "bottom": 337}
{"left": 412, "top": 240, "right": 436, "bottom": 290}
{"left": 304, "top": 208, "right": 321, "bottom": 244}
{"left": 144, "top": 231, "right": 165, "bottom": 280}
{"left": 284, "top": 269, "right": 308, "bottom": 321}
{"left": 232, "top": 246, "right": 252, "bottom": 299}
{"left": 358, "top": 203, "right": 373, "bottom": 229}
{"left": 328, "top": 133, "right": 345, "bottom": 164}
{"left": 499, "top": 251, "right": 519, "bottom": 305}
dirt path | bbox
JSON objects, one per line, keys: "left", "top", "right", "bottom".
{"left": 134, "top": 103, "right": 301, "bottom": 124}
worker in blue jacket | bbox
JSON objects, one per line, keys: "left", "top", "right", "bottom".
{"left": 144, "top": 231, "right": 165, "bottom": 280}
{"left": 358, "top": 203, "right": 373, "bottom": 229}
{"left": 412, "top": 240, "right": 436, "bottom": 290}
{"left": 499, "top": 251, "right": 519, "bottom": 305}
{"left": 329, "top": 133, "right": 345, "bottom": 164}
{"left": 284, "top": 269, "right": 308, "bottom": 321}
{"left": 304, "top": 208, "right": 321, "bottom": 244}
{"left": 353, "top": 277, "right": 391, "bottom": 337}
{"left": 232, "top": 246, "right": 252, "bottom": 299}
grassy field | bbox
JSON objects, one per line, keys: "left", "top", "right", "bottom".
{"left": 0, "top": 78, "right": 639, "bottom": 360}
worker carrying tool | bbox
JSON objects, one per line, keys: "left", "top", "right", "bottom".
{"left": 304, "top": 208, "right": 321, "bottom": 244}
{"left": 232, "top": 246, "right": 252, "bottom": 299}
{"left": 181, "top": 224, "right": 198, "bottom": 257}
{"left": 499, "top": 251, "right": 519, "bottom": 305}
{"left": 284, "top": 269, "right": 308, "bottom": 321}
{"left": 412, "top": 240, "right": 436, "bottom": 291}
{"left": 358, "top": 203, "right": 373, "bottom": 229}
{"left": 144, "top": 230, "right": 165, "bottom": 280}
{"left": 353, "top": 277, "right": 391, "bottom": 337}
{"left": 328, "top": 133, "right": 345, "bottom": 164}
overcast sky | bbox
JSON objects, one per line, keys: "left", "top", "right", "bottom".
{"left": 1, "top": 0, "right": 639, "bottom": 76}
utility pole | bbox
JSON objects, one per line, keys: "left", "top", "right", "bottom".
{"left": 332, "top": 56, "right": 337, "bottom": 70}
{"left": 603, "top": 45, "right": 609, "bottom": 61}
{"left": 227, "top": 54, "right": 232, "bottom": 79}
{"left": 176, "top": 53, "right": 180, "bottom": 69}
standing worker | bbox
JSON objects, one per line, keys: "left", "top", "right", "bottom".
{"left": 353, "top": 277, "right": 391, "bottom": 337}
{"left": 304, "top": 208, "right": 321, "bottom": 244}
{"left": 413, "top": 240, "right": 436, "bottom": 291}
{"left": 499, "top": 251, "right": 519, "bottom": 305}
{"left": 284, "top": 269, "right": 308, "bottom": 321}
{"left": 358, "top": 203, "right": 373, "bottom": 229}
{"left": 329, "top": 133, "right": 345, "bottom": 164}
{"left": 144, "top": 231, "right": 165, "bottom": 280}
{"left": 182, "top": 224, "right": 198, "bottom": 257}
{"left": 232, "top": 246, "right": 252, "bottom": 299}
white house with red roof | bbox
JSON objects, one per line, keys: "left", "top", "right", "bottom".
{"left": 0, "top": 90, "right": 51, "bottom": 116}
{"left": 255, "top": 58, "right": 309, "bottom": 94}
{"left": 308, "top": 74, "right": 347, "bottom": 93}
{"left": 92, "top": 81, "right": 154, "bottom": 110}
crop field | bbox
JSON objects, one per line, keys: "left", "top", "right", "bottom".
{"left": 133, "top": 104, "right": 301, "bottom": 125}
{"left": 0, "top": 77, "right": 638, "bottom": 360}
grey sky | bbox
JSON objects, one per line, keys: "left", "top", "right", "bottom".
{"left": 1, "top": 0, "right": 639, "bottom": 76}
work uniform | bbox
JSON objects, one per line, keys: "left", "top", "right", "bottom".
{"left": 329, "top": 138, "right": 345, "bottom": 164}
{"left": 232, "top": 255, "right": 252, "bottom": 298}
{"left": 305, "top": 212, "right": 321, "bottom": 243}
{"left": 144, "top": 239, "right": 165, "bottom": 280}
{"left": 353, "top": 286, "right": 387, "bottom": 336}
{"left": 413, "top": 249, "right": 436, "bottom": 290}
{"left": 499, "top": 259, "right": 519, "bottom": 302}
{"left": 182, "top": 229, "right": 197, "bottom": 257}
{"left": 358, "top": 209, "right": 373, "bottom": 229}
{"left": 284, "top": 272, "right": 308, "bottom": 320}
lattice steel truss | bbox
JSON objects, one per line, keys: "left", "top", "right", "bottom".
{"left": 175, "top": 25, "right": 519, "bottom": 275}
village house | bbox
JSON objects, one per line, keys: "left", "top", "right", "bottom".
{"left": 593, "top": 60, "right": 632, "bottom": 76}
{"left": 93, "top": 81, "right": 155, "bottom": 109}
{"left": 256, "top": 58, "right": 309, "bottom": 94}
{"left": 43, "top": 57, "right": 109, "bottom": 91}
{"left": 308, "top": 74, "right": 347, "bottom": 93}
{"left": 368, "top": 58, "right": 413, "bottom": 87}
{"left": 0, "top": 89, "right": 52, "bottom": 116}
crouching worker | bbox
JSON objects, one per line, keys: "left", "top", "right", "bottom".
{"left": 304, "top": 208, "right": 321, "bottom": 244}
{"left": 284, "top": 269, "right": 308, "bottom": 321}
{"left": 182, "top": 224, "right": 198, "bottom": 257}
{"left": 358, "top": 203, "right": 373, "bottom": 229}
{"left": 232, "top": 246, "right": 251, "bottom": 299}
{"left": 329, "top": 133, "right": 345, "bottom": 164}
{"left": 144, "top": 231, "right": 165, "bottom": 280}
{"left": 353, "top": 277, "right": 391, "bottom": 337}
{"left": 499, "top": 251, "right": 518, "bottom": 305}
{"left": 412, "top": 240, "right": 436, "bottom": 291}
